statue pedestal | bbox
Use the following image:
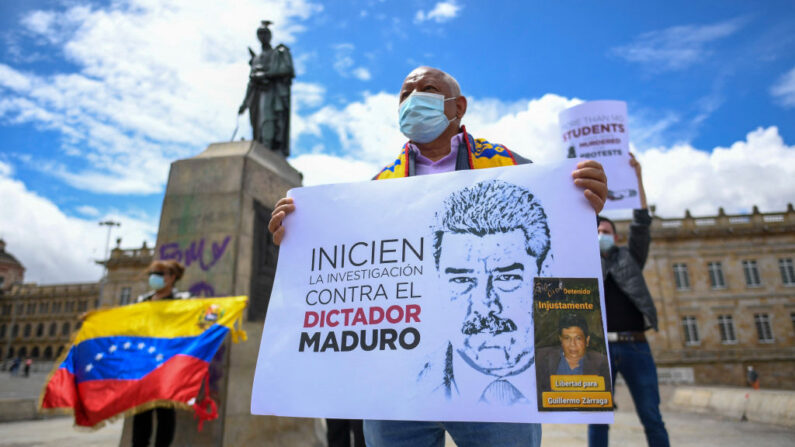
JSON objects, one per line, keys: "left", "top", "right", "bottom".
{"left": 118, "top": 141, "right": 323, "bottom": 446}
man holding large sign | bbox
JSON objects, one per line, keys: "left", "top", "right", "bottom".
{"left": 260, "top": 67, "right": 609, "bottom": 447}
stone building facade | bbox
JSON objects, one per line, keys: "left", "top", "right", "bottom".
{"left": 613, "top": 204, "right": 795, "bottom": 389}
{"left": 0, "top": 240, "right": 153, "bottom": 363}
{"left": 0, "top": 239, "right": 25, "bottom": 293}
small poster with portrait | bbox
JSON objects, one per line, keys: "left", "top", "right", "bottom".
{"left": 533, "top": 277, "right": 612, "bottom": 412}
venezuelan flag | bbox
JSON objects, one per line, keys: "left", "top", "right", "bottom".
{"left": 39, "top": 296, "right": 248, "bottom": 428}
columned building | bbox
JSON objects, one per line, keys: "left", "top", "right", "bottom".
{"left": 0, "top": 240, "right": 153, "bottom": 363}
{"left": 613, "top": 204, "right": 795, "bottom": 389}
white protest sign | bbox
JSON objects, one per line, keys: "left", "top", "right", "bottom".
{"left": 251, "top": 160, "right": 614, "bottom": 424}
{"left": 559, "top": 100, "right": 641, "bottom": 210}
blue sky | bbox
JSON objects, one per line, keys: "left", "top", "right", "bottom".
{"left": 1, "top": 0, "right": 794, "bottom": 283}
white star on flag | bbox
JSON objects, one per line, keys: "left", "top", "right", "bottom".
{"left": 109, "top": 345, "right": 117, "bottom": 353}
{"left": 148, "top": 347, "right": 156, "bottom": 354}
{"left": 123, "top": 342, "right": 131, "bottom": 349}
{"left": 85, "top": 364, "right": 93, "bottom": 372}
{"left": 95, "top": 353, "right": 103, "bottom": 361}
{"left": 138, "top": 343, "right": 145, "bottom": 350}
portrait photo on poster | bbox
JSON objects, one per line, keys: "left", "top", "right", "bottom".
{"left": 533, "top": 277, "right": 612, "bottom": 412}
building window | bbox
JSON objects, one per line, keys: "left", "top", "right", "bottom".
{"left": 708, "top": 262, "right": 726, "bottom": 289}
{"left": 27, "top": 303, "right": 35, "bottom": 315}
{"left": 791, "top": 312, "right": 795, "bottom": 332}
{"left": 16, "top": 304, "right": 23, "bottom": 315}
{"left": 44, "top": 346, "right": 53, "bottom": 360}
{"left": 0, "top": 276, "right": 4, "bottom": 287}
{"left": 39, "top": 302, "right": 49, "bottom": 314}
{"left": 681, "top": 316, "right": 700, "bottom": 345}
{"left": 742, "top": 260, "right": 761, "bottom": 287}
{"left": 1, "top": 304, "right": 10, "bottom": 316}
{"left": 673, "top": 263, "right": 690, "bottom": 290}
{"left": 77, "top": 301, "right": 87, "bottom": 312}
{"left": 65, "top": 302, "right": 74, "bottom": 313}
{"left": 31, "top": 346, "right": 39, "bottom": 359}
{"left": 120, "top": 287, "right": 132, "bottom": 305}
{"left": 0, "top": 324, "right": 5, "bottom": 338}
{"left": 36, "top": 323, "right": 44, "bottom": 338}
{"left": 780, "top": 258, "right": 795, "bottom": 285}
{"left": 754, "top": 313, "right": 774, "bottom": 343}
{"left": 53, "top": 302, "right": 61, "bottom": 314}
{"left": 94, "top": 298, "right": 100, "bottom": 308}
{"left": 61, "top": 322, "right": 70, "bottom": 336}
{"left": 11, "top": 324, "right": 18, "bottom": 338}
{"left": 23, "top": 323, "right": 31, "bottom": 338}
{"left": 717, "top": 315, "right": 737, "bottom": 344}
{"left": 18, "top": 347, "right": 27, "bottom": 358}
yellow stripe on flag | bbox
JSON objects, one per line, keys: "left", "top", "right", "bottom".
{"left": 74, "top": 296, "right": 248, "bottom": 343}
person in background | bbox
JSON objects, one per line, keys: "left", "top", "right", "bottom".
{"left": 746, "top": 366, "right": 760, "bottom": 390}
{"left": 24, "top": 357, "right": 32, "bottom": 377}
{"left": 133, "top": 260, "right": 189, "bottom": 447}
{"left": 9, "top": 357, "right": 20, "bottom": 376}
{"left": 588, "top": 154, "right": 669, "bottom": 447}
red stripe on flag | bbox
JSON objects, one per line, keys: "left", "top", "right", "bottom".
{"left": 72, "top": 354, "right": 209, "bottom": 427}
{"left": 41, "top": 367, "right": 79, "bottom": 409}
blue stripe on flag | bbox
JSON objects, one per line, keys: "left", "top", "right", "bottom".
{"left": 61, "top": 324, "right": 229, "bottom": 382}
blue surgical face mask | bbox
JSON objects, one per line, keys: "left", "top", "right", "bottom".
{"left": 398, "top": 92, "right": 458, "bottom": 143}
{"left": 598, "top": 233, "right": 615, "bottom": 252}
{"left": 149, "top": 273, "right": 165, "bottom": 290}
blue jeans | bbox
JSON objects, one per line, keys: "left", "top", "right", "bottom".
{"left": 363, "top": 420, "right": 541, "bottom": 447}
{"left": 588, "top": 341, "right": 669, "bottom": 447}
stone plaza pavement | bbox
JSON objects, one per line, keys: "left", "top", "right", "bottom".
{"left": 0, "top": 370, "right": 792, "bottom": 446}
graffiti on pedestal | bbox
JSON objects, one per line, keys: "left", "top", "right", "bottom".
{"left": 159, "top": 236, "right": 232, "bottom": 297}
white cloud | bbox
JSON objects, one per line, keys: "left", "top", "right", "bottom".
{"left": 770, "top": 66, "right": 795, "bottom": 108}
{"left": 0, "top": 64, "right": 33, "bottom": 91}
{"left": 638, "top": 126, "right": 795, "bottom": 216}
{"left": 1, "top": 0, "right": 321, "bottom": 195}
{"left": 611, "top": 18, "right": 745, "bottom": 71}
{"left": 332, "top": 43, "right": 371, "bottom": 81}
{"left": 0, "top": 165, "right": 157, "bottom": 283}
{"left": 76, "top": 205, "right": 101, "bottom": 217}
{"left": 291, "top": 153, "right": 379, "bottom": 186}
{"left": 415, "top": 1, "right": 462, "bottom": 23}
{"left": 352, "top": 67, "right": 372, "bottom": 81}
{"left": 20, "top": 10, "right": 56, "bottom": 35}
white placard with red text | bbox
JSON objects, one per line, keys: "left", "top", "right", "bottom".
{"left": 559, "top": 100, "right": 641, "bottom": 210}
{"left": 251, "top": 160, "right": 614, "bottom": 424}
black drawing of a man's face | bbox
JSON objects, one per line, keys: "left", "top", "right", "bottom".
{"left": 432, "top": 179, "right": 550, "bottom": 379}
{"left": 439, "top": 229, "right": 537, "bottom": 376}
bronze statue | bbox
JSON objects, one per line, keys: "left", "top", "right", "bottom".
{"left": 238, "top": 21, "right": 294, "bottom": 157}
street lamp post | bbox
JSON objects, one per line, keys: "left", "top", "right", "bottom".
{"left": 98, "top": 220, "right": 120, "bottom": 308}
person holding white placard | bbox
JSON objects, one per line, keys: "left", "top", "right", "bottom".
{"left": 268, "top": 66, "right": 608, "bottom": 447}
{"left": 588, "top": 154, "right": 669, "bottom": 447}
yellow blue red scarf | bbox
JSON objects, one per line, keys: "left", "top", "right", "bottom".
{"left": 375, "top": 127, "right": 518, "bottom": 180}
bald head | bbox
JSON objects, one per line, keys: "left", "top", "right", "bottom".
{"left": 400, "top": 66, "right": 461, "bottom": 102}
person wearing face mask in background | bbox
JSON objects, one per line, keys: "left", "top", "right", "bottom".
{"left": 590, "top": 154, "right": 670, "bottom": 447}
{"left": 133, "top": 260, "right": 189, "bottom": 447}
{"left": 269, "top": 66, "right": 609, "bottom": 447}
